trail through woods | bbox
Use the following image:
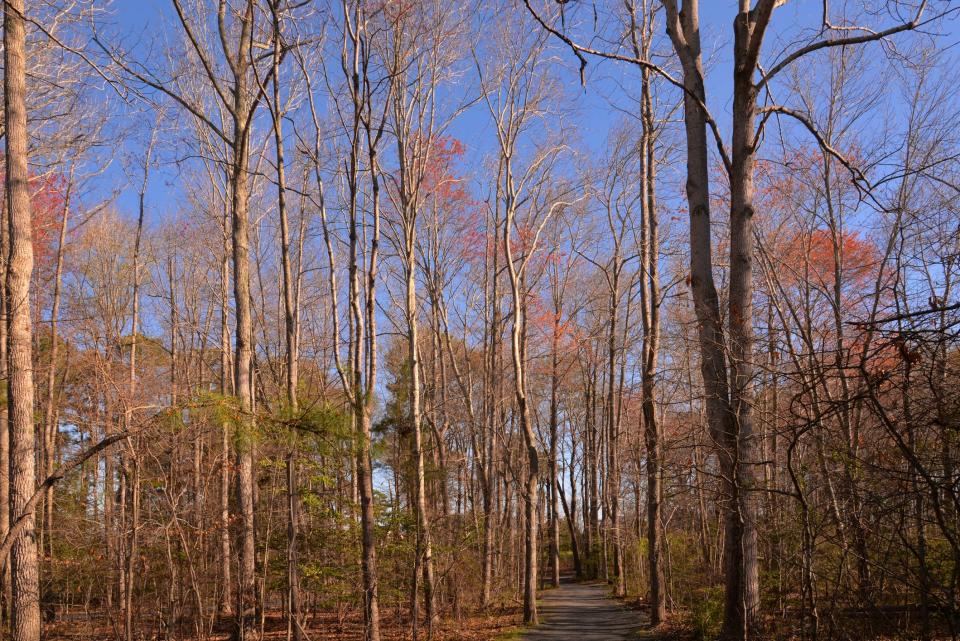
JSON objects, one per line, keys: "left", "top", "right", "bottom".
{"left": 1, "top": 3, "right": 959, "bottom": 641}
{"left": 521, "top": 581, "right": 645, "bottom": 640}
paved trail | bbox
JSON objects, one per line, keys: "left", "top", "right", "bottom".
{"left": 522, "top": 581, "right": 646, "bottom": 640}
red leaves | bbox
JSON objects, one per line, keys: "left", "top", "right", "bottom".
{"left": 0, "top": 164, "right": 70, "bottom": 277}
{"left": 422, "top": 136, "right": 467, "bottom": 209}
{"left": 754, "top": 146, "right": 882, "bottom": 314}
{"left": 423, "top": 137, "right": 483, "bottom": 263}
{"left": 780, "top": 227, "right": 880, "bottom": 295}
{"left": 30, "top": 171, "right": 69, "bottom": 275}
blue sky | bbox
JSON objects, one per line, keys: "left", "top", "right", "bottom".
{"left": 102, "top": 1, "right": 960, "bottom": 232}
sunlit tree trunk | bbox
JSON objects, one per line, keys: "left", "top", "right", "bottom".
{"left": 504, "top": 195, "right": 539, "bottom": 625}
{"left": 4, "top": 1, "right": 40, "bottom": 638}
{"left": 265, "top": 4, "right": 302, "bottom": 637}
{"left": 219, "top": 199, "right": 234, "bottom": 619}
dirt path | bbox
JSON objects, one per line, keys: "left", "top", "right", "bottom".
{"left": 521, "top": 581, "right": 647, "bottom": 640}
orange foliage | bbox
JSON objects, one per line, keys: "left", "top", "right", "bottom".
{"left": 777, "top": 227, "right": 880, "bottom": 297}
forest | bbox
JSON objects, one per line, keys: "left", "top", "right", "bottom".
{"left": 0, "top": 1, "right": 957, "bottom": 640}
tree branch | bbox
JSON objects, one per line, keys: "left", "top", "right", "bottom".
{"left": 0, "top": 432, "right": 130, "bottom": 569}
{"left": 758, "top": 1, "right": 933, "bottom": 90}
{"left": 522, "top": 0, "right": 731, "bottom": 173}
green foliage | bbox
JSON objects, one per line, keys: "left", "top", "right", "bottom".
{"left": 375, "top": 503, "right": 418, "bottom": 605}
{"left": 191, "top": 391, "right": 258, "bottom": 452}
{"left": 160, "top": 407, "right": 187, "bottom": 432}
{"left": 193, "top": 391, "right": 243, "bottom": 429}
{"left": 261, "top": 397, "right": 355, "bottom": 452}
{"left": 192, "top": 391, "right": 356, "bottom": 454}
{"left": 295, "top": 402, "right": 352, "bottom": 439}
{"left": 297, "top": 489, "right": 363, "bottom": 609}
{"left": 690, "top": 586, "right": 724, "bottom": 641}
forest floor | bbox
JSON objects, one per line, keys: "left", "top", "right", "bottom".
{"left": 44, "top": 608, "right": 523, "bottom": 641}
{"left": 519, "top": 581, "right": 648, "bottom": 640}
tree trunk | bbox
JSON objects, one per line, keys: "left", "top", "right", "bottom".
{"left": 41, "top": 178, "right": 70, "bottom": 571}
{"left": 123, "top": 130, "right": 152, "bottom": 641}
{"left": 0, "top": 176, "right": 8, "bottom": 625}
{"left": 548, "top": 320, "right": 561, "bottom": 588}
{"left": 638, "top": 60, "right": 666, "bottom": 625}
{"left": 231, "top": 117, "right": 257, "bottom": 641}
{"left": 722, "top": 8, "right": 766, "bottom": 637}
{"left": 406, "top": 233, "right": 435, "bottom": 637}
{"left": 556, "top": 481, "right": 581, "bottom": 578}
{"left": 481, "top": 213, "right": 500, "bottom": 609}
{"left": 219, "top": 203, "right": 234, "bottom": 619}
{"left": 352, "top": 28, "right": 383, "bottom": 633}
{"left": 268, "top": 5, "right": 302, "bottom": 637}
{"left": 504, "top": 204, "right": 539, "bottom": 625}
{"left": 4, "top": 1, "right": 40, "bottom": 638}
{"left": 663, "top": 3, "right": 750, "bottom": 637}
{"left": 0, "top": 234, "right": 7, "bottom": 628}
{"left": 606, "top": 272, "right": 624, "bottom": 597}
